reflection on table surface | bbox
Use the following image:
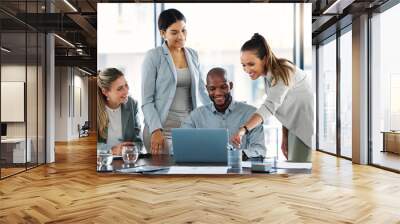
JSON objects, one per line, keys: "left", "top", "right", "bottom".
{"left": 97, "top": 154, "right": 312, "bottom": 175}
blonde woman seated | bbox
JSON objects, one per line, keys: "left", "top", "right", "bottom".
{"left": 97, "top": 68, "right": 142, "bottom": 155}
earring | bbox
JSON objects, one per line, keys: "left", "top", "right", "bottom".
{"left": 106, "top": 97, "right": 110, "bottom": 101}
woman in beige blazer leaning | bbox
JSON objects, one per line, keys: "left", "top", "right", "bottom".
{"left": 231, "top": 33, "right": 314, "bottom": 162}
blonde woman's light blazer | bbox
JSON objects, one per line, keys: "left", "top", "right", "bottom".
{"left": 256, "top": 66, "right": 314, "bottom": 148}
{"left": 141, "top": 42, "right": 210, "bottom": 134}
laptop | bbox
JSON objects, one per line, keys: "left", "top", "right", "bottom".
{"left": 172, "top": 128, "right": 228, "bottom": 164}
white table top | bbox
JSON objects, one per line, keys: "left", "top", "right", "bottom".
{"left": 1, "top": 138, "right": 28, "bottom": 143}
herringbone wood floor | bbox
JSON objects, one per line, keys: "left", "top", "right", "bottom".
{"left": 1, "top": 135, "right": 400, "bottom": 224}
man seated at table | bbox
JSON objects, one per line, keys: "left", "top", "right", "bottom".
{"left": 181, "top": 67, "right": 266, "bottom": 160}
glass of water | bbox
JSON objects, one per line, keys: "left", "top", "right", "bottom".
{"left": 122, "top": 145, "right": 139, "bottom": 164}
{"left": 228, "top": 148, "right": 242, "bottom": 170}
{"left": 97, "top": 143, "right": 113, "bottom": 167}
{"left": 97, "top": 152, "right": 113, "bottom": 166}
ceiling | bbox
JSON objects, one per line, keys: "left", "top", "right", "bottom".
{"left": 0, "top": 0, "right": 393, "bottom": 73}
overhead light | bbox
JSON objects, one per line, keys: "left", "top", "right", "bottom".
{"left": 76, "top": 48, "right": 88, "bottom": 56}
{"left": 322, "top": 0, "right": 355, "bottom": 15}
{"left": 63, "top": 0, "right": 78, "bottom": 12}
{"left": 54, "top": 34, "right": 75, "bottom": 48}
{"left": 1, "top": 47, "right": 11, "bottom": 53}
{"left": 78, "top": 67, "right": 93, "bottom": 76}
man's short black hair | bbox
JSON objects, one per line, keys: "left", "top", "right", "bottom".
{"left": 206, "top": 67, "right": 228, "bottom": 83}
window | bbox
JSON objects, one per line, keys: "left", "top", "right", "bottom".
{"left": 165, "top": 3, "right": 295, "bottom": 107}
{"left": 0, "top": 1, "right": 46, "bottom": 179}
{"left": 371, "top": 3, "right": 400, "bottom": 170}
{"left": 339, "top": 29, "right": 352, "bottom": 158}
{"left": 318, "top": 37, "right": 337, "bottom": 154}
{"left": 97, "top": 3, "right": 156, "bottom": 125}
{"left": 165, "top": 3, "right": 300, "bottom": 158}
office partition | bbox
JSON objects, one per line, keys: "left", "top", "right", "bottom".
{"left": 0, "top": 1, "right": 47, "bottom": 179}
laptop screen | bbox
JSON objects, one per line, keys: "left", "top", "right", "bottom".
{"left": 172, "top": 128, "right": 228, "bottom": 164}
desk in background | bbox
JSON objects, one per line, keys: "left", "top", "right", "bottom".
{"left": 382, "top": 131, "right": 400, "bottom": 154}
{"left": 1, "top": 138, "right": 32, "bottom": 164}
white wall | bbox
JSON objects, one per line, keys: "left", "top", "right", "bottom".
{"left": 1, "top": 63, "right": 46, "bottom": 163}
{"left": 1, "top": 65, "right": 26, "bottom": 140}
{"left": 55, "top": 66, "right": 68, "bottom": 141}
{"left": 54, "top": 66, "right": 89, "bottom": 141}
{"left": 1, "top": 65, "right": 32, "bottom": 137}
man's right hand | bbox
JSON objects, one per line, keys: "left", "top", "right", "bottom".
{"left": 231, "top": 127, "right": 246, "bottom": 148}
{"left": 151, "top": 129, "right": 165, "bottom": 154}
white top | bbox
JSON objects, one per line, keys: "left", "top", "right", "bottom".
{"left": 106, "top": 105, "right": 123, "bottom": 147}
{"left": 255, "top": 66, "right": 314, "bottom": 148}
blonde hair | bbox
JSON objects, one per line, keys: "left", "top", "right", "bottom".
{"left": 241, "top": 33, "right": 294, "bottom": 86}
{"left": 97, "top": 68, "right": 124, "bottom": 140}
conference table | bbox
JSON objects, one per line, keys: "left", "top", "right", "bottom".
{"left": 97, "top": 154, "right": 312, "bottom": 175}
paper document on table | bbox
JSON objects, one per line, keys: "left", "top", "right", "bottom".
{"left": 116, "top": 166, "right": 168, "bottom": 173}
{"left": 275, "top": 161, "right": 312, "bottom": 169}
{"left": 167, "top": 166, "right": 228, "bottom": 174}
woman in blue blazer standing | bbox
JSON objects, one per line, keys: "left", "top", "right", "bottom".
{"left": 141, "top": 9, "right": 209, "bottom": 154}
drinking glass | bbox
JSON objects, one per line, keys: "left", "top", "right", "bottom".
{"left": 122, "top": 145, "right": 139, "bottom": 164}
{"left": 97, "top": 152, "right": 113, "bottom": 166}
{"left": 228, "top": 148, "right": 242, "bottom": 170}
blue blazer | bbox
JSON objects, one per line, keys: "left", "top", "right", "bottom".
{"left": 141, "top": 42, "right": 210, "bottom": 134}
